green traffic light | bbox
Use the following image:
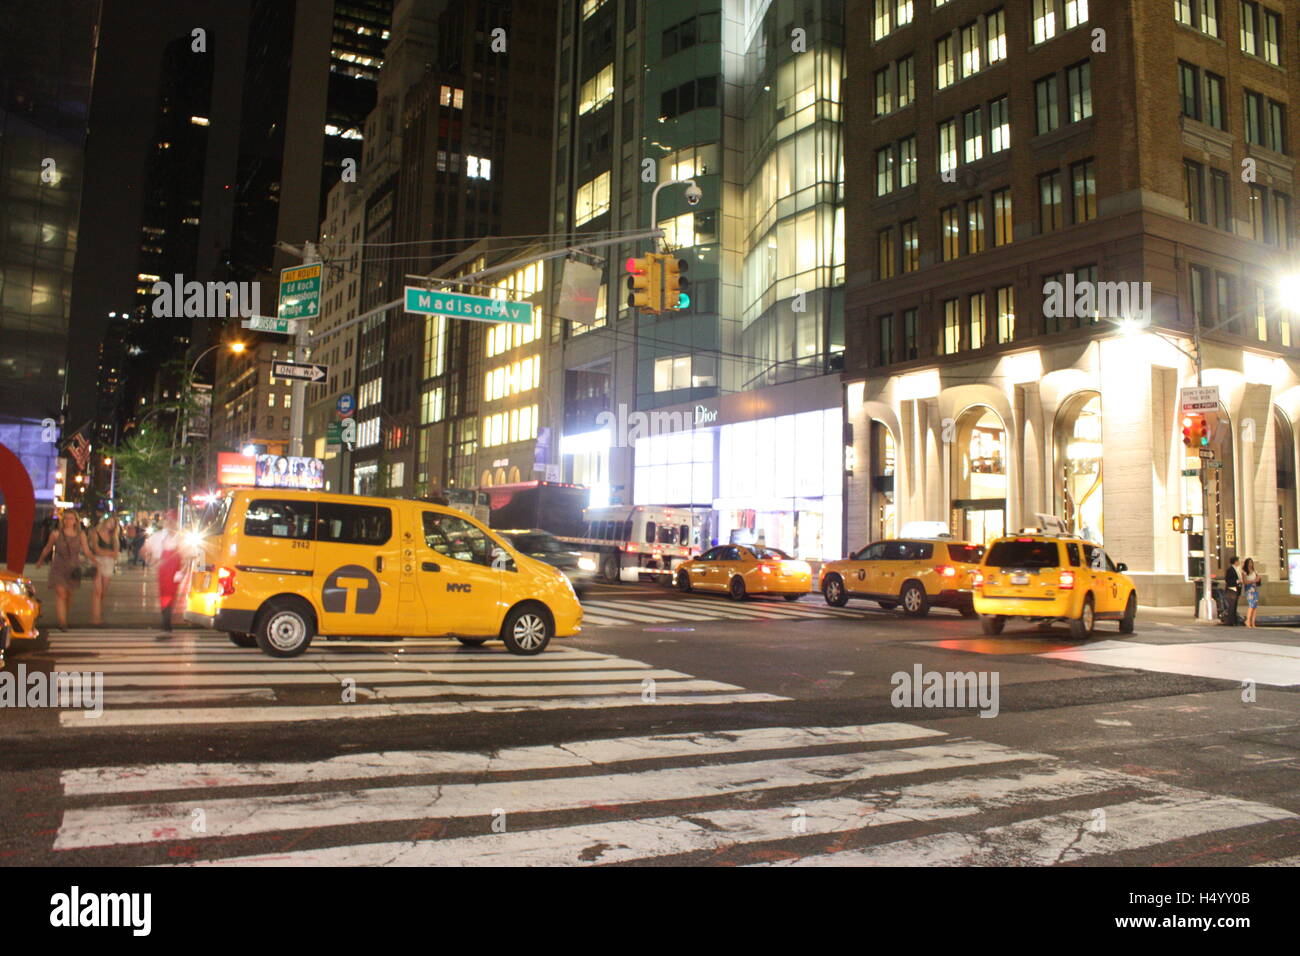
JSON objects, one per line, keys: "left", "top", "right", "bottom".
{"left": 678, "top": 293, "right": 690, "bottom": 308}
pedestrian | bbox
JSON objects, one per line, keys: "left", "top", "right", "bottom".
{"left": 34, "top": 510, "right": 91, "bottom": 630}
{"left": 88, "top": 512, "right": 121, "bottom": 626}
{"left": 1242, "top": 558, "right": 1262, "bottom": 628}
{"left": 130, "top": 522, "right": 146, "bottom": 567}
{"left": 1223, "top": 556, "right": 1241, "bottom": 626}
{"left": 143, "top": 510, "right": 185, "bottom": 640}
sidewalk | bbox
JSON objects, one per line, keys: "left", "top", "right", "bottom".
{"left": 1137, "top": 603, "right": 1300, "bottom": 629}
{"left": 27, "top": 563, "right": 199, "bottom": 630}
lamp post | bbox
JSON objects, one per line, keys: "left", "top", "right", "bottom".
{"left": 1108, "top": 268, "right": 1300, "bottom": 620}
{"left": 175, "top": 340, "right": 246, "bottom": 523}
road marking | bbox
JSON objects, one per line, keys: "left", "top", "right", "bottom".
{"left": 1038, "top": 640, "right": 1300, "bottom": 686}
{"left": 760, "top": 793, "right": 1297, "bottom": 866}
{"left": 57, "top": 692, "right": 788, "bottom": 729}
{"left": 63, "top": 723, "right": 946, "bottom": 795}
{"left": 53, "top": 739, "right": 1040, "bottom": 849}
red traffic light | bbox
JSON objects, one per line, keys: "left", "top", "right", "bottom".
{"left": 625, "top": 256, "right": 645, "bottom": 275}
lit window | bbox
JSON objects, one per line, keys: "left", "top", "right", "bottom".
{"left": 654, "top": 356, "right": 692, "bottom": 392}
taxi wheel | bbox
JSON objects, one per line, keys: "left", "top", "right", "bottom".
{"left": 501, "top": 604, "right": 552, "bottom": 655}
{"left": 822, "top": 574, "right": 848, "bottom": 607}
{"left": 1069, "top": 595, "right": 1096, "bottom": 639}
{"left": 900, "top": 581, "right": 930, "bottom": 618}
{"left": 0, "top": 620, "right": 9, "bottom": 656}
{"left": 255, "top": 600, "right": 317, "bottom": 658}
{"left": 677, "top": 569, "right": 692, "bottom": 592}
{"left": 1119, "top": 593, "right": 1137, "bottom": 633}
{"left": 456, "top": 637, "right": 489, "bottom": 647}
{"left": 979, "top": 614, "right": 1005, "bottom": 635}
{"left": 227, "top": 631, "right": 257, "bottom": 648}
{"left": 728, "top": 575, "right": 747, "bottom": 601}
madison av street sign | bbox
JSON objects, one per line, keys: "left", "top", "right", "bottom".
{"left": 273, "top": 361, "right": 327, "bottom": 383}
{"left": 404, "top": 286, "right": 533, "bottom": 325}
{"left": 241, "top": 315, "right": 297, "bottom": 334}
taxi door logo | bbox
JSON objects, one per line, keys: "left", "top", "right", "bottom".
{"left": 322, "top": 565, "right": 381, "bottom": 613}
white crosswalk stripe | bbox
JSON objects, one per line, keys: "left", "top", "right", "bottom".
{"left": 578, "top": 594, "right": 863, "bottom": 627}
{"left": 46, "top": 721, "right": 1298, "bottom": 866}
{"left": 35, "top": 632, "right": 788, "bottom": 730}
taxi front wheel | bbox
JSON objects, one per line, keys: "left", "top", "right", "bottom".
{"left": 501, "top": 605, "right": 552, "bottom": 655}
{"left": 255, "top": 600, "right": 317, "bottom": 658}
{"left": 822, "top": 574, "right": 847, "bottom": 607}
{"left": 979, "top": 614, "right": 1005, "bottom": 635}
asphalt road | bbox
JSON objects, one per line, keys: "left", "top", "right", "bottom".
{"left": 2, "top": 581, "right": 1298, "bottom": 867}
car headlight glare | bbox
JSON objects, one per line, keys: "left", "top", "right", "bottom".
{"left": 577, "top": 557, "right": 597, "bottom": 571}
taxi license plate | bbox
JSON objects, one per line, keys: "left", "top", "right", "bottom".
{"left": 1010, "top": 572, "right": 1029, "bottom": 585}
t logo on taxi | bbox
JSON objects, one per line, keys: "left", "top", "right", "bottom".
{"left": 322, "top": 565, "right": 381, "bottom": 613}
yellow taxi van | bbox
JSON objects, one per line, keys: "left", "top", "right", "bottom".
{"left": 1, "top": 570, "right": 41, "bottom": 662}
{"left": 818, "top": 538, "right": 984, "bottom": 617}
{"left": 185, "top": 489, "right": 582, "bottom": 657}
{"left": 972, "top": 531, "right": 1137, "bottom": 637}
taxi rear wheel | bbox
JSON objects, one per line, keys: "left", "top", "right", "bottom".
{"left": 677, "top": 569, "right": 692, "bottom": 592}
{"left": 900, "top": 581, "right": 930, "bottom": 618}
{"left": 501, "top": 605, "right": 552, "bottom": 655}
{"left": 1119, "top": 593, "right": 1137, "bottom": 633}
{"left": 255, "top": 600, "right": 316, "bottom": 658}
{"left": 822, "top": 574, "right": 847, "bottom": 607}
{"left": 979, "top": 614, "right": 1005, "bottom": 635}
{"left": 728, "top": 575, "right": 747, "bottom": 601}
{"left": 1069, "top": 595, "right": 1096, "bottom": 639}
{"left": 227, "top": 631, "right": 257, "bottom": 648}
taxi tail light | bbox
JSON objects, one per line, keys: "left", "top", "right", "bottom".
{"left": 934, "top": 565, "right": 956, "bottom": 578}
{"left": 759, "top": 563, "right": 773, "bottom": 575}
{"left": 1059, "top": 570, "right": 1075, "bottom": 590}
{"left": 972, "top": 571, "right": 985, "bottom": 589}
{"left": 216, "top": 565, "right": 236, "bottom": 596}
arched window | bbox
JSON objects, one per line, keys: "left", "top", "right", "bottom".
{"left": 951, "top": 406, "right": 1007, "bottom": 544}
{"left": 1055, "top": 391, "right": 1103, "bottom": 542}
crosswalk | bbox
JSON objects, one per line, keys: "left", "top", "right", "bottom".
{"left": 37, "top": 630, "right": 788, "bottom": 731}
{"left": 46, "top": 719, "right": 1299, "bottom": 866}
{"left": 578, "top": 594, "right": 863, "bottom": 627}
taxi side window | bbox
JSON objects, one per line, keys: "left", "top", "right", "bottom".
{"left": 1103, "top": 552, "right": 1118, "bottom": 572}
{"left": 700, "top": 547, "right": 723, "bottom": 561}
{"left": 723, "top": 546, "right": 742, "bottom": 561}
{"left": 1066, "top": 543, "right": 1082, "bottom": 567}
{"left": 888, "top": 542, "right": 933, "bottom": 560}
{"left": 422, "top": 512, "right": 495, "bottom": 566}
{"left": 317, "top": 503, "right": 392, "bottom": 545}
{"left": 244, "top": 499, "right": 315, "bottom": 539}
{"left": 1083, "top": 544, "right": 1103, "bottom": 569}
{"left": 860, "top": 543, "right": 887, "bottom": 561}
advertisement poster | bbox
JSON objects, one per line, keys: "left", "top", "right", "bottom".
{"left": 255, "top": 454, "right": 324, "bottom": 490}
{"left": 216, "top": 452, "right": 256, "bottom": 487}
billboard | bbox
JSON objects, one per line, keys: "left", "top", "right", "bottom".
{"left": 255, "top": 454, "right": 324, "bottom": 490}
{"left": 217, "top": 453, "right": 256, "bottom": 487}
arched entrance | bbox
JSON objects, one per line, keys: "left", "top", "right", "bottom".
{"left": 870, "top": 420, "right": 897, "bottom": 541}
{"left": 480, "top": 469, "right": 493, "bottom": 487}
{"left": 1192, "top": 404, "right": 1237, "bottom": 571}
{"left": 1055, "top": 391, "right": 1103, "bottom": 542}
{"left": 1275, "top": 407, "right": 1296, "bottom": 579}
{"left": 951, "top": 406, "right": 1007, "bottom": 544}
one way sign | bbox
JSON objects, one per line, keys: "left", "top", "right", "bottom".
{"left": 273, "top": 361, "right": 328, "bottom": 383}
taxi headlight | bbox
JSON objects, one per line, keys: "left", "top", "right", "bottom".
{"left": 577, "top": 557, "right": 597, "bottom": 572}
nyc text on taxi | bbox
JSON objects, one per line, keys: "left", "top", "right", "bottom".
{"left": 674, "top": 545, "right": 812, "bottom": 600}
{"left": 186, "top": 490, "right": 582, "bottom": 657}
{"left": 973, "top": 533, "right": 1137, "bottom": 637}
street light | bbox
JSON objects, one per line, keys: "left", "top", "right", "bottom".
{"left": 175, "top": 340, "right": 247, "bottom": 521}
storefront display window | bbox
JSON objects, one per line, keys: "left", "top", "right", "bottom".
{"left": 1056, "top": 392, "right": 1103, "bottom": 543}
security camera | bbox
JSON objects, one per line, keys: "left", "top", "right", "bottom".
{"left": 684, "top": 183, "right": 702, "bottom": 206}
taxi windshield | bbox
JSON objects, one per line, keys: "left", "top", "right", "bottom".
{"left": 986, "top": 540, "right": 1059, "bottom": 568}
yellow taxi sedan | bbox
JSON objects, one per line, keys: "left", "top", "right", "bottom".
{"left": 674, "top": 545, "right": 812, "bottom": 601}
{"left": 0, "top": 570, "right": 41, "bottom": 661}
{"left": 973, "top": 533, "right": 1137, "bottom": 637}
{"left": 818, "top": 538, "right": 984, "bottom": 617}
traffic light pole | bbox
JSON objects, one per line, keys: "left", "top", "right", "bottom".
{"left": 1192, "top": 315, "right": 1217, "bottom": 621}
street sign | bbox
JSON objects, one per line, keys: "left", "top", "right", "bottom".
{"left": 404, "top": 286, "right": 532, "bottom": 325}
{"left": 272, "top": 361, "right": 327, "bottom": 383}
{"left": 326, "top": 422, "right": 341, "bottom": 446}
{"left": 278, "top": 263, "right": 322, "bottom": 321}
{"left": 1180, "top": 385, "right": 1220, "bottom": 414}
{"left": 241, "top": 315, "right": 297, "bottom": 334}
{"left": 336, "top": 392, "right": 355, "bottom": 416}
{"left": 1205, "top": 459, "right": 1222, "bottom": 469}
{"left": 1181, "top": 468, "right": 1200, "bottom": 477}
{"left": 1198, "top": 448, "right": 1214, "bottom": 460}
{"left": 340, "top": 417, "right": 356, "bottom": 444}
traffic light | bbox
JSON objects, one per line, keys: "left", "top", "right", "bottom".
{"left": 662, "top": 256, "right": 690, "bottom": 310}
{"left": 1182, "top": 414, "right": 1196, "bottom": 447}
{"left": 1194, "top": 417, "right": 1210, "bottom": 448}
{"left": 625, "top": 255, "right": 661, "bottom": 313}
{"left": 1172, "top": 514, "right": 1197, "bottom": 533}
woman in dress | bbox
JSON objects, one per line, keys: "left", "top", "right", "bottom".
{"left": 35, "top": 511, "right": 91, "bottom": 630}
{"left": 143, "top": 510, "right": 185, "bottom": 639}
{"left": 1242, "top": 558, "right": 1262, "bottom": 628}
{"left": 88, "top": 513, "right": 121, "bottom": 626}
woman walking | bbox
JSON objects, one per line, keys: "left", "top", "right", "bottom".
{"left": 1242, "top": 558, "right": 1262, "bottom": 628}
{"left": 34, "top": 511, "right": 91, "bottom": 630}
{"left": 143, "top": 510, "right": 184, "bottom": 640}
{"left": 88, "top": 513, "right": 121, "bottom": 626}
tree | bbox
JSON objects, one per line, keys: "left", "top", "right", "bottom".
{"left": 106, "top": 424, "right": 173, "bottom": 515}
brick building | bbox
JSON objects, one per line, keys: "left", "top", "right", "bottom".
{"left": 844, "top": 0, "right": 1300, "bottom": 604}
